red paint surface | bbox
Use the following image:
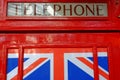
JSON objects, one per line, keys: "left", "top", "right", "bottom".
{"left": 0, "top": 0, "right": 119, "bottom": 30}
{"left": 0, "top": 33, "right": 120, "bottom": 80}
{"left": 0, "top": 0, "right": 120, "bottom": 80}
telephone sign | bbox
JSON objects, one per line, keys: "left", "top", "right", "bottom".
{"left": 7, "top": 3, "right": 108, "bottom": 17}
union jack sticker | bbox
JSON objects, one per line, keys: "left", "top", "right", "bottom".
{"left": 98, "top": 48, "right": 109, "bottom": 80}
{"left": 64, "top": 52, "right": 94, "bottom": 80}
{"left": 7, "top": 51, "right": 53, "bottom": 80}
{"left": 7, "top": 48, "right": 109, "bottom": 80}
{"left": 7, "top": 51, "right": 19, "bottom": 80}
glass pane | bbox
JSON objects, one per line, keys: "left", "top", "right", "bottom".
{"left": 7, "top": 49, "right": 19, "bottom": 80}
{"left": 97, "top": 48, "right": 109, "bottom": 80}
{"left": 23, "top": 48, "right": 53, "bottom": 80}
{"left": 64, "top": 48, "right": 94, "bottom": 80}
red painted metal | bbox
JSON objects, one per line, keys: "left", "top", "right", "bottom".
{"left": 0, "top": 0, "right": 120, "bottom": 31}
{"left": 0, "top": 0, "right": 120, "bottom": 80}
{"left": 93, "top": 47, "right": 99, "bottom": 80}
{"left": 0, "top": 33, "right": 120, "bottom": 80}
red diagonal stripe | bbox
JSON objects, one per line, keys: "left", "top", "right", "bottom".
{"left": 77, "top": 57, "right": 94, "bottom": 69}
{"left": 99, "top": 68, "right": 109, "bottom": 80}
{"left": 11, "top": 58, "right": 47, "bottom": 80}
{"left": 77, "top": 57, "right": 109, "bottom": 80}
{"left": 23, "top": 58, "right": 47, "bottom": 76}
{"left": 11, "top": 75, "right": 18, "bottom": 80}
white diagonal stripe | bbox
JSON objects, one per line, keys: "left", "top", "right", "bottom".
{"left": 64, "top": 53, "right": 94, "bottom": 80}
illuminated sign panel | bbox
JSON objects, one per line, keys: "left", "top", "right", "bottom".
{"left": 7, "top": 3, "right": 108, "bottom": 18}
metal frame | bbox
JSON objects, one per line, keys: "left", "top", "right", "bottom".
{"left": 3, "top": 45, "right": 111, "bottom": 80}
{"left": 0, "top": 0, "right": 119, "bottom": 31}
{"left": 0, "top": 33, "right": 115, "bottom": 80}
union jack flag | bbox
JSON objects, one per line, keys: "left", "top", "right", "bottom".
{"left": 7, "top": 51, "right": 53, "bottom": 80}
{"left": 98, "top": 50, "right": 109, "bottom": 80}
{"left": 64, "top": 52, "right": 94, "bottom": 80}
{"left": 7, "top": 52, "right": 19, "bottom": 80}
{"left": 7, "top": 48, "right": 109, "bottom": 80}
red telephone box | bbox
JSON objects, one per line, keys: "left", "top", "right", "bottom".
{"left": 0, "top": 0, "right": 120, "bottom": 80}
